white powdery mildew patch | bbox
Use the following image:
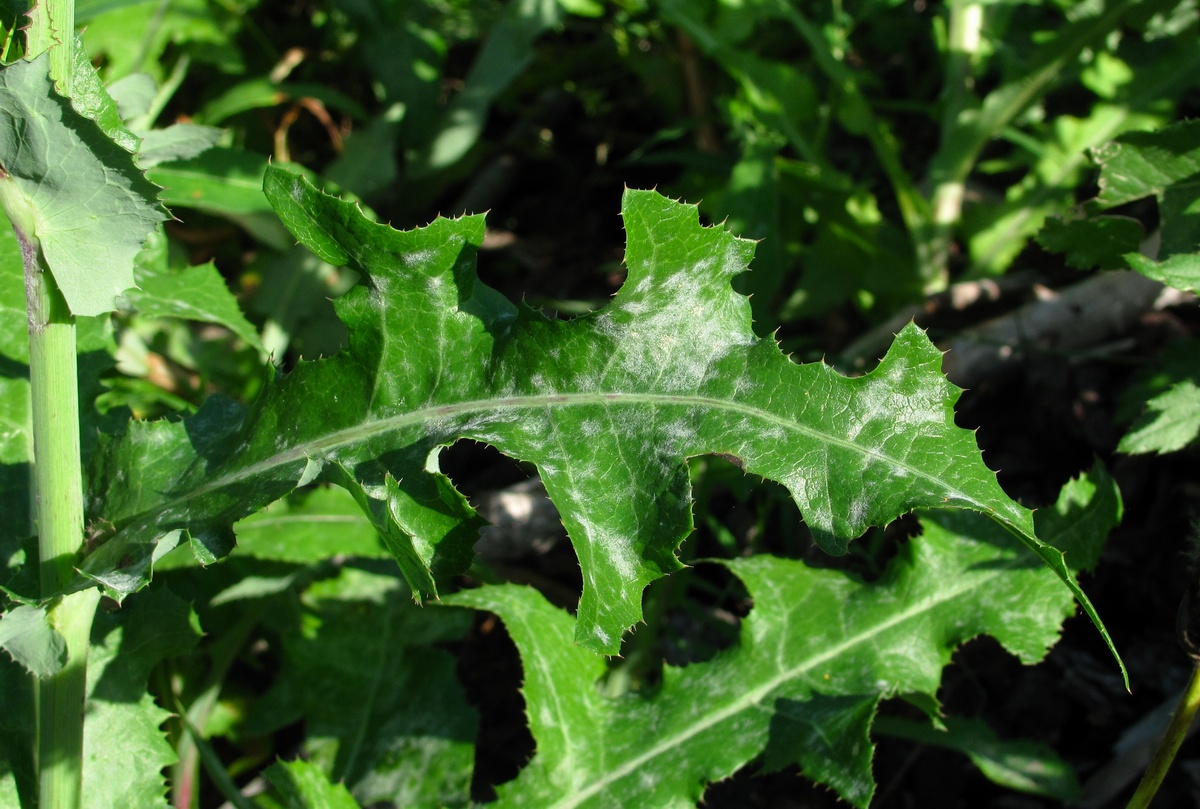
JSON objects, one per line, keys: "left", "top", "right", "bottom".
{"left": 456, "top": 412, "right": 507, "bottom": 439}
{"left": 364, "top": 283, "right": 386, "bottom": 312}
{"left": 604, "top": 537, "right": 640, "bottom": 588}
{"left": 844, "top": 417, "right": 872, "bottom": 444}
{"left": 662, "top": 419, "right": 697, "bottom": 454}
{"left": 623, "top": 326, "right": 729, "bottom": 392}
{"left": 759, "top": 425, "right": 787, "bottom": 444}
{"left": 597, "top": 407, "right": 639, "bottom": 443}
{"left": 780, "top": 468, "right": 829, "bottom": 526}
{"left": 891, "top": 389, "right": 946, "bottom": 435}
{"left": 849, "top": 376, "right": 938, "bottom": 446}
{"left": 493, "top": 379, "right": 518, "bottom": 400}
{"left": 637, "top": 770, "right": 661, "bottom": 792}
{"left": 731, "top": 372, "right": 760, "bottom": 398}
{"left": 477, "top": 405, "right": 523, "bottom": 430}
{"left": 588, "top": 623, "right": 612, "bottom": 648}
{"left": 571, "top": 368, "right": 603, "bottom": 393}
{"left": 845, "top": 495, "right": 870, "bottom": 529}
{"left": 780, "top": 469, "right": 807, "bottom": 500}
{"left": 720, "top": 238, "right": 747, "bottom": 275}
{"left": 592, "top": 310, "right": 619, "bottom": 339}
{"left": 401, "top": 248, "right": 435, "bottom": 269}
{"left": 877, "top": 357, "right": 945, "bottom": 430}
{"left": 389, "top": 358, "right": 414, "bottom": 384}
{"left": 423, "top": 416, "right": 450, "bottom": 436}
{"left": 602, "top": 262, "right": 753, "bottom": 392}
{"left": 707, "top": 678, "right": 737, "bottom": 703}
{"left": 733, "top": 416, "right": 757, "bottom": 442}
{"left": 527, "top": 410, "right": 556, "bottom": 437}
{"left": 576, "top": 513, "right": 639, "bottom": 583}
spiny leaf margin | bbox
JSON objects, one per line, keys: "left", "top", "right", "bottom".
{"left": 442, "top": 507, "right": 1091, "bottom": 808}
{"left": 77, "top": 167, "right": 1119, "bottom": 672}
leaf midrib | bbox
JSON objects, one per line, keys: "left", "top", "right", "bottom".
{"left": 338, "top": 585, "right": 394, "bottom": 783}
{"left": 121, "top": 390, "right": 990, "bottom": 534}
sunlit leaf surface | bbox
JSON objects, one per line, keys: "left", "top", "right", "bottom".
{"left": 0, "top": 55, "right": 166, "bottom": 317}
{"left": 446, "top": 507, "right": 1093, "bottom": 808}
{"left": 82, "top": 168, "right": 1115, "bottom": 664}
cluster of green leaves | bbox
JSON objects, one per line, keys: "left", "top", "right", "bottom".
{"left": 1036, "top": 119, "right": 1200, "bottom": 455}
{"left": 2, "top": 0, "right": 1200, "bottom": 807}
{"left": 656, "top": 0, "right": 1198, "bottom": 333}
{"left": 2, "top": 161, "right": 1121, "bottom": 804}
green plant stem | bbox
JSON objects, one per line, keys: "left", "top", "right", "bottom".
{"left": 35, "top": 591, "right": 99, "bottom": 809}
{"left": 26, "top": 262, "right": 82, "bottom": 598}
{"left": 938, "top": 0, "right": 982, "bottom": 145}
{"left": 926, "top": 0, "right": 1142, "bottom": 191}
{"left": 920, "top": 0, "right": 1166, "bottom": 285}
{"left": 176, "top": 712, "right": 257, "bottom": 809}
{"left": 1127, "top": 664, "right": 1200, "bottom": 808}
{"left": 24, "top": 0, "right": 106, "bottom": 802}
{"left": 168, "top": 611, "right": 259, "bottom": 809}
{"left": 134, "top": 53, "right": 191, "bottom": 130}
{"left": 26, "top": 245, "right": 99, "bottom": 809}
{"left": 924, "top": 0, "right": 983, "bottom": 289}
{"left": 770, "top": 2, "right": 928, "bottom": 245}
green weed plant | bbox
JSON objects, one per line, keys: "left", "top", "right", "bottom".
{"left": 1, "top": 1, "right": 1197, "bottom": 807}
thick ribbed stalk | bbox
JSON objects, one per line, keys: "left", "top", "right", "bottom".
{"left": 24, "top": 228, "right": 99, "bottom": 809}
{"left": 19, "top": 0, "right": 103, "bottom": 805}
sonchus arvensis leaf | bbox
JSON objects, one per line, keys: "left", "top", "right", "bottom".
{"left": 444, "top": 507, "right": 1094, "bottom": 808}
{"left": 80, "top": 167, "right": 1120, "bottom": 671}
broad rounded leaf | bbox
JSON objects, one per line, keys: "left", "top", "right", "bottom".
{"left": 0, "top": 55, "right": 166, "bottom": 317}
